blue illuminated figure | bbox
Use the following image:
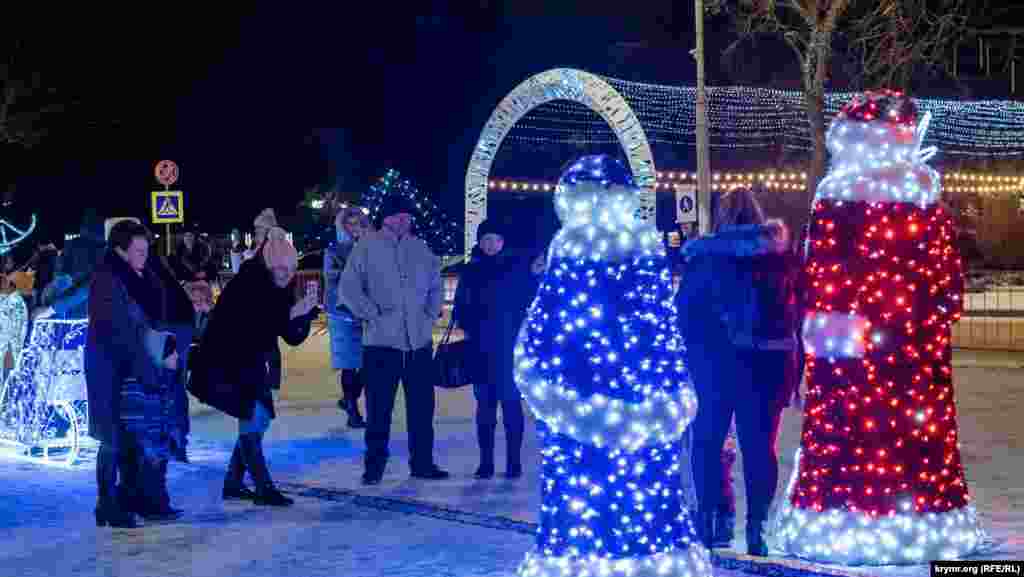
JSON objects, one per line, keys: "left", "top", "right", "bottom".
{"left": 514, "top": 156, "right": 710, "bottom": 577}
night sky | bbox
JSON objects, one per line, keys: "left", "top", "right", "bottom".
{"left": 6, "top": 4, "right": 735, "bottom": 243}
{"left": 7, "top": 3, "right": 980, "bottom": 250}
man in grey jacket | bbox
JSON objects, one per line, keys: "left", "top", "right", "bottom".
{"left": 339, "top": 195, "right": 448, "bottom": 485}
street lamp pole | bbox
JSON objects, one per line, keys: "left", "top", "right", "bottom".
{"left": 693, "top": 0, "right": 713, "bottom": 235}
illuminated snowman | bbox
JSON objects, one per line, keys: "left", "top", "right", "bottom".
{"left": 772, "top": 91, "right": 986, "bottom": 565}
{"left": 513, "top": 155, "right": 710, "bottom": 577}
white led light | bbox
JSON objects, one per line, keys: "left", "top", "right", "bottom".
{"left": 515, "top": 159, "right": 708, "bottom": 577}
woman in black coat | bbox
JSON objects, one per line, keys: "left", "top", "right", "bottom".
{"left": 453, "top": 219, "right": 541, "bottom": 479}
{"left": 188, "top": 232, "right": 318, "bottom": 506}
{"left": 85, "top": 220, "right": 182, "bottom": 528}
{"left": 674, "top": 188, "right": 801, "bottom": 555}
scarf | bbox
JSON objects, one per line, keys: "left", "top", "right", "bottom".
{"left": 106, "top": 250, "right": 166, "bottom": 324}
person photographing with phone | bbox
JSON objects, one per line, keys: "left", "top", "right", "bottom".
{"left": 188, "top": 228, "right": 319, "bottom": 506}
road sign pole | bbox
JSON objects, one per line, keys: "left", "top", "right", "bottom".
{"left": 694, "top": 0, "right": 713, "bottom": 235}
{"left": 164, "top": 183, "right": 172, "bottom": 256}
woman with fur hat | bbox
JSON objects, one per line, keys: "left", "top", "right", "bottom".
{"left": 453, "top": 218, "right": 541, "bottom": 479}
{"left": 241, "top": 209, "right": 286, "bottom": 392}
{"left": 242, "top": 208, "right": 279, "bottom": 262}
{"left": 189, "top": 231, "right": 319, "bottom": 506}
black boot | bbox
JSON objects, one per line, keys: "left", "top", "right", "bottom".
{"left": 137, "top": 458, "right": 183, "bottom": 521}
{"left": 239, "top": 433, "right": 293, "bottom": 506}
{"left": 713, "top": 506, "right": 735, "bottom": 548}
{"left": 339, "top": 370, "right": 366, "bottom": 428}
{"left": 95, "top": 445, "right": 137, "bottom": 528}
{"left": 502, "top": 400, "right": 524, "bottom": 479}
{"left": 746, "top": 518, "right": 768, "bottom": 556}
{"left": 223, "top": 439, "right": 256, "bottom": 500}
{"left": 475, "top": 419, "right": 496, "bottom": 479}
{"left": 344, "top": 399, "right": 366, "bottom": 429}
{"left": 116, "top": 444, "right": 140, "bottom": 515}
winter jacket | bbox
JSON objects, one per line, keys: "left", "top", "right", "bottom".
{"left": 675, "top": 222, "right": 803, "bottom": 400}
{"left": 147, "top": 255, "right": 197, "bottom": 442}
{"left": 339, "top": 228, "right": 442, "bottom": 351}
{"left": 188, "top": 254, "right": 316, "bottom": 421}
{"left": 85, "top": 251, "right": 176, "bottom": 450}
{"left": 323, "top": 237, "right": 356, "bottom": 320}
{"left": 47, "top": 223, "right": 105, "bottom": 318}
{"left": 453, "top": 247, "right": 538, "bottom": 400}
{"left": 677, "top": 222, "right": 800, "bottom": 350}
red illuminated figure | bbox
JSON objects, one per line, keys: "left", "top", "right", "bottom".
{"left": 771, "top": 91, "right": 985, "bottom": 565}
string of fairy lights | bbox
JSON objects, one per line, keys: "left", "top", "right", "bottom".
{"left": 488, "top": 171, "right": 1024, "bottom": 197}
{"left": 502, "top": 78, "right": 1024, "bottom": 156}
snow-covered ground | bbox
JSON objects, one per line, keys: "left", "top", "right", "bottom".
{"left": 1, "top": 333, "right": 1021, "bottom": 577}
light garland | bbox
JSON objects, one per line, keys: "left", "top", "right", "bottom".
{"left": 513, "top": 155, "right": 707, "bottom": 577}
{"left": 362, "top": 169, "right": 460, "bottom": 256}
{"left": 504, "top": 78, "right": 1024, "bottom": 157}
{"left": 489, "top": 170, "right": 1024, "bottom": 198}
{"left": 0, "top": 214, "right": 36, "bottom": 256}
{"left": 771, "top": 91, "right": 984, "bottom": 566}
{"left": 815, "top": 92, "right": 940, "bottom": 206}
{"left": 0, "top": 318, "right": 89, "bottom": 466}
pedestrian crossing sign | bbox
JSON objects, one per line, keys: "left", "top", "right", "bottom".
{"left": 151, "top": 190, "right": 184, "bottom": 224}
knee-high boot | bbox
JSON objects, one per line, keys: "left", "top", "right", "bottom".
{"left": 340, "top": 370, "right": 366, "bottom": 428}
{"left": 136, "top": 456, "right": 182, "bottom": 521}
{"left": 475, "top": 418, "right": 496, "bottom": 479}
{"left": 95, "top": 445, "right": 137, "bottom": 528}
{"left": 116, "top": 444, "right": 140, "bottom": 514}
{"left": 223, "top": 439, "right": 255, "bottom": 500}
{"left": 239, "top": 433, "right": 293, "bottom": 507}
{"left": 501, "top": 399, "right": 524, "bottom": 479}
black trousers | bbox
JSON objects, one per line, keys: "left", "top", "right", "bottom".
{"left": 475, "top": 393, "right": 525, "bottom": 467}
{"left": 117, "top": 436, "right": 170, "bottom": 513}
{"left": 362, "top": 345, "right": 436, "bottom": 473}
{"left": 690, "top": 343, "right": 789, "bottom": 525}
{"left": 340, "top": 369, "right": 363, "bottom": 402}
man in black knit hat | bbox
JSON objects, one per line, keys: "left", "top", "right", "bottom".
{"left": 339, "top": 195, "right": 449, "bottom": 485}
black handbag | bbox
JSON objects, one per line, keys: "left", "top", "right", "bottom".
{"left": 433, "top": 312, "right": 470, "bottom": 389}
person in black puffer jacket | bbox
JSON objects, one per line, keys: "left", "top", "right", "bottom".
{"left": 675, "top": 188, "right": 802, "bottom": 556}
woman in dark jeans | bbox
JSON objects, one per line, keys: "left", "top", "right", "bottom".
{"left": 189, "top": 231, "right": 318, "bottom": 506}
{"left": 86, "top": 220, "right": 183, "bottom": 527}
{"left": 453, "top": 219, "right": 542, "bottom": 479}
{"left": 675, "top": 188, "right": 801, "bottom": 555}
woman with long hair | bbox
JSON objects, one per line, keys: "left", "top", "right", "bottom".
{"left": 324, "top": 206, "right": 371, "bottom": 427}
{"left": 675, "top": 187, "right": 801, "bottom": 554}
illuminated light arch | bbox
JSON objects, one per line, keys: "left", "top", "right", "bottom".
{"left": 464, "top": 68, "right": 656, "bottom": 256}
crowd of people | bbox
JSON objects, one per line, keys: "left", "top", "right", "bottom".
{"left": 31, "top": 182, "right": 801, "bottom": 558}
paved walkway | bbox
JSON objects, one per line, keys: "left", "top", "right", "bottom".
{"left": 1, "top": 332, "right": 1022, "bottom": 577}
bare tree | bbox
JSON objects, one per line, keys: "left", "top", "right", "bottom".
{"left": 847, "top": 0, "right": 973, "bottom": 90}
{"left": 710, "top": 0, "right": 855, "bottom": 213}
{"left": 1, "top": 35, "right": 122, "bottom": 150}
{"left": 1, "top": 38, "right": 63, "bottom": 147}
{"left": 710, "top": 0, "right": 971, "bottom": 218}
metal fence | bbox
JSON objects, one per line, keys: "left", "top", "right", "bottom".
{"left": 313, "top": 271, "right": 1024, "bottom": 352}
{"left": 955, "top": 287, "right": 1024, "bottom": 351}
